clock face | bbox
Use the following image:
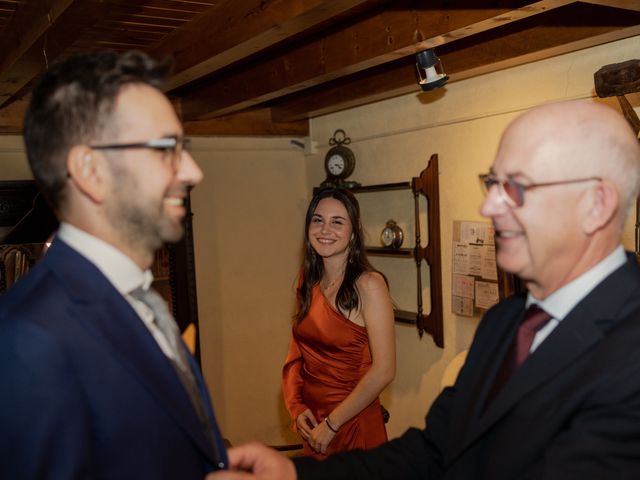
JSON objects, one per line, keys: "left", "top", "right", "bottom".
{"left": 323, "top": 143, "right": 355, "bottom": 184}
{"left": 381, "top": 227, "right": 394, "bottom": 246}
{"left": 327, "top": 154, "right": 345, "bottom": 175}
{"left": 381, "top": 221, "right": 403, "bottom": 248}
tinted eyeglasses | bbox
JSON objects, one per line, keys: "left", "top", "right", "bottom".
{"left": 89, "top": 136, "right": 191, "bottom": 171}
{"left": 478, "top": 173, "right": 602, "bottom": 208}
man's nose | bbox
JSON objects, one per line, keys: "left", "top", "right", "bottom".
{"left": 177, "top": 150, "right": 204, "bottom": 186}
{"left": 480, "top": 183, "right": 508, "bottom": 218}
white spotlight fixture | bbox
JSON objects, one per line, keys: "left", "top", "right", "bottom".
{"left": 416, "top": 49, "right": 449, "bottom": 91}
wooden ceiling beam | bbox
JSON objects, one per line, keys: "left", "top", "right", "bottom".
{"left": 154, "top": 0, "right": 387, "bottom": 91}
{"left": 182, "top": 107, "right": 309, "bottom": 136}
{"left": 581, "top": 0, "right": 640, "bottom": 11}
{"left": 0, "top": 0, "right": 636, "bottom": 136}
{"left": 0, "top": 95, "right": 28, "bottom": 134}
{"left": 0, "top": 0, "right": 110, "bottom": 108}
{"left": 270, "top": 21, "right": 640, "bottom": 122}
{"left": 446, "top": 24, "right": 640, "bottom": 83}
{"left": 177, "top": 0, "right": 575, "bottom": 120}
{"left": 0, "top": 94, "right": 308, "bottom": 136}
{"left": 0, "top": 0, "right": 75, "bottom": 74}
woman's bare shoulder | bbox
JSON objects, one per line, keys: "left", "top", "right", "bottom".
{"left": 356, "top": 271, "right": 388, "bottom": 293}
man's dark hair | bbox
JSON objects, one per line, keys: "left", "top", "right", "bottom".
{"left": 23, "top": 50, "right": 171, "bottom": 211}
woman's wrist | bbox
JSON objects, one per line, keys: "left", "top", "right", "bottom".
{"left": 324, "top": 416, "right": 339, "bottom": 433}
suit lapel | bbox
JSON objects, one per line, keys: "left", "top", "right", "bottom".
{"left": 446, "top": 296, "right": 524, "bottom": 454}
{"left": 449, "top": 255, "right": 640, "bottom": 462}
{"left": 466, "top": 300, "right": 605, "bottom": 446}
{"left": 43, "top": 241, "right": 218, "bottom": 462}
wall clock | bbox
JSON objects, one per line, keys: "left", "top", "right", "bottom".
{"left": 321, "top": 129, "right": 360, "bottom": 188}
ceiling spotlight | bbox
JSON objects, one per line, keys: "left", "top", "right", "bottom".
{"left": 416, "top": 49, "right": 449, "bottom": 91}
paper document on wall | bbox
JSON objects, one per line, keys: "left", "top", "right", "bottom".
{"left": 451, "top": 220, "right": 500, "bottom": 317}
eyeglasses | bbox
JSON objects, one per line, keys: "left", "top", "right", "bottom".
{"left": 478, "top": 173, "right": 602, "bottom": 208}
{"left": 89, "top": 136, "right": 191, "bottom": 170}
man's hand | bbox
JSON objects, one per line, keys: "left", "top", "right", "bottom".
{"left": 205, "top": 442, "right": 297, "bottom": 480}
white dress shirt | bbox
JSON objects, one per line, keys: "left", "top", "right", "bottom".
{"left": 528, "top": 245, "right": 627, "bottom": 353}
{"left": 57, "top": 222, "right": 176, "bottom": 361}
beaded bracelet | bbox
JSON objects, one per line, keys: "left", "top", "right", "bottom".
{"left": 325, "top": 416, "right": 339, "bottom": 433}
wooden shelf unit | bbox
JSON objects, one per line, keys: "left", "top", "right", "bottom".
{"left": 350, "top": 154, "right": 444, "bottom": 348}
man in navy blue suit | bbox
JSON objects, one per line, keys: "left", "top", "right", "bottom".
{"left": 0, "top": 50, "right": 227, "bottom": 478}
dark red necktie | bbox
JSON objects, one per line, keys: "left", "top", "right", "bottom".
{"left": 487, "top": 304, "right": 552, "bottom": 403}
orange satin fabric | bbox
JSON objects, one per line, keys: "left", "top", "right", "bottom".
{"left": 282, "top": 284, "right": 387, "bottom": 459}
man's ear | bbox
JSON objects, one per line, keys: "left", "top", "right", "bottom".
{"left": 582, "top": 180, "right": 618, "bottom": 235}
{"left": 66, "top": 145, "right": 107, "bottom": 203}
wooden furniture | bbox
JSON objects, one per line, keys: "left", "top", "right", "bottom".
{"left": 0, "top": 180, "right": 57, "bottom": 292}
{"left": 350, "top": 154, "right": 443, "bottom": 348}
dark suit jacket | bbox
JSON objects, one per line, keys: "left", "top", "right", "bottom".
{"left": 295, "top": 254, "right": 640, "bottom": 479}
{"left": 0, "top": 239, "right": 227, "bottom": 479}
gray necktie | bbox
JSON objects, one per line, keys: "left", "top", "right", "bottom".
{"left": 130, "top": 287, "right": 212, "bottom": 434}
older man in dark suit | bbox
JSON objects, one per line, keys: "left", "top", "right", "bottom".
{"left": 0, "top": 51, "right": 227, "bottom": 479}
{"left": 210, "top": 99, "right": 640, "bottom": 480}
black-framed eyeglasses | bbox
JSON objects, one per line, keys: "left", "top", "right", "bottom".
{"left": 478, "top": 172, "right": 602, "bottom": 208}
{"left": 89, "top": 136, "right": 190, "bottom": 170}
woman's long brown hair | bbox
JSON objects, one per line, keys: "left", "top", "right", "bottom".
{"left": 295, "top": 187, "right": 386, "bottom": 321}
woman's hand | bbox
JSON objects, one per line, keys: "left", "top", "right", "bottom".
{"left": 308, "top": 419, "right": 336, "bottom": 454}
{"left": 295, "top": 409, "right": 317, "bottom": 444}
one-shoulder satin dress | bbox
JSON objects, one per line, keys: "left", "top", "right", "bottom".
{"left": 282, "top": 284, "right": 387, "bottom": 459}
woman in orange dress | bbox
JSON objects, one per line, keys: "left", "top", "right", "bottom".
{"left": 282, "top": 187, "right": 396, "bottom": 460}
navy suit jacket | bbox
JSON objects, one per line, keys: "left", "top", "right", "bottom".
{"left": 0, "top": 239, "right": 227, "bottom": 479}
{"left": 295, "top": 254, "right": 640, "bottom": 479}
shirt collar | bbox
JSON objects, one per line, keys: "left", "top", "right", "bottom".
{"left": 527, "top": 245, "right": 626, "bottom": 319}
{"left": 56, "top": 222, "right": 153, "bottom": 294}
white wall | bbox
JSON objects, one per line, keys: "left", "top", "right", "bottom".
{"left": 189, "top": 137, "right": 308, "bottom": 446}
{"left": 0, "top": 136, "right": 31, "bottom": 179}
